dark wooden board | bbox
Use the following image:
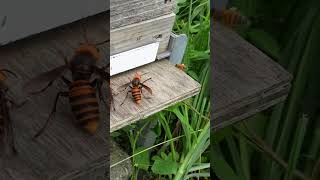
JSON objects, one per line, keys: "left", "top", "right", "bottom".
{"left": 0, "top": 12, "right": 109, "bottom": 180}
{"left": 0, "top": 157, "right": 42, "bottom": 180}
{"left": 212, "top": 22, "right": 292, "bottom": 131}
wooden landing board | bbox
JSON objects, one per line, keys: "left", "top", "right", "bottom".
{"left": 111, "top": 0, "right": 176, "bottom": 29}
{"left": 212, "top": 22, "right": 292, "bottom": 131}
{"left": 0, "top": 158, "right": 41, "bottom": 180}
{"left": 110, "top": 13, "right": 175, "bottom": 55}
{"left": 110, "top": 59, "right": 201, "bottom": 132}
{"left": 0, "top": 12, "right": 109, "bottom": 179}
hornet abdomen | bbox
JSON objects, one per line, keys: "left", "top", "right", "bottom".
{"left": 131, "top": 85, "right": 142, "bottom": 105}
{"left": 69, "top": 80, "right": 99, "bottom": 134}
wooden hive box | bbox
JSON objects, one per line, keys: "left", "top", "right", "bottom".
{"left": 110, "top": 0, "right": 176, "bottom": 29}
{"left": 109, "top": 0, "right": 201, "bottom": 132}
{"left": 110, "top": 0, "right": 176, "bottom": 55}
{"left": 109, "top": 2, "right": 200, "bottom": 176}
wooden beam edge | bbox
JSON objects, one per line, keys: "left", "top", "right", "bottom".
{"left": 214, "top": 81, "right": 291, "bottom": 117}
{"left": 213, "top": 85, "right": 291, "bottom": 131}
{"left": 111, "top": 85, "right": 201, "bottom": 132}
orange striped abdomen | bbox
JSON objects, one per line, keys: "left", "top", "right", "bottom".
{"left": 131, "top": 86, "right": 141, "bottom": 104}
{"left": 69, "top": 80, "right": 99, "bottom": 134}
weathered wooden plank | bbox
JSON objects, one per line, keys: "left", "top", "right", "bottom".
{"left": 0, "top": 12, "right": 109, "bottom": 179}
{"left": 0, "top": 158, "right": 41, "bottom": 180}
{"left": 110, "top": 0, "right": 176, "bottom": 29}
{"left": 212, "top": 21, "right": 292, "bottom": 131}
{"left": 110, "top": 59, "right": 201, "bottom": 132}
{"left": 110, "top": 13, "right": 175, "bottom": 55}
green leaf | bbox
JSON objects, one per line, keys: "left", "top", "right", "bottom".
{"left": 168, "top": 151, "right": 180, "bottom": 161}
{"left": 133, "top": 147, "right": 150, "bottom": 171}
{"left": 151, "top": 159, "right": 179, "bottom": 175}
{"left": 111, "top": 131, "right": 121, "bottom": 138}
{"left": 211, "top": 149, "right": 243, "bottom": 180}
{"left": 186, "top": 70, "right": 199, "bottom": 81}
{"left": 284, "top": 115, "right": 308, "bottom": 180}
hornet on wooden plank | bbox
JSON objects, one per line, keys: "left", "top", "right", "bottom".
{"left": 119, "top": 72, "right": 153, "bottom": 106}
{"left": 24, "top": 25, "right": 112, "bottom": 138}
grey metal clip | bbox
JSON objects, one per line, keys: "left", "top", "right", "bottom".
{"left": 156, "top": 33, "right": 188, "bottom": 64}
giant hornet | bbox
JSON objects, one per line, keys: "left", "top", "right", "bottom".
{"left": 24, "top": 32, "right": 111, "bottom": 138}
{"left": 213, "top": 7, "right": 250, "bottom": 28}
{"left": 175, "top": 64, "right": 186, "bottom": 71}
{"left": 0, "top": 69, "right": 25, "bottom": 154}
{"left": 119, "top": 72, "right": 153, "bottom": 106}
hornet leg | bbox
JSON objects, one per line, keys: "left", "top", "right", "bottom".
{"left": 91, "top": 79, "right": 115, "bottom": 110}
{"left": 61, "top": 76, "right": 71, "bottom": 86}
{"left": 4, "top": 101, "right": 17, "bottom": 154}
{"left": 8, "top": 115, "right": 17, "bottom": 154}
{"left": 142, "top": 78, "right": 152, "bottom": 84}
{"left": 34, "top": 91, "right": 68, "bottom": 138}
{"left": 120, "top": 89, "right": 131, "bottom": 106}
{"left": 6, "top": 97, "right": 27, "bottom": 109}
{"left": 30, "top": 81, "right": 54, "bottom": 95}
{"left": 4, "top": 97, "right": 19, "bottom": 154}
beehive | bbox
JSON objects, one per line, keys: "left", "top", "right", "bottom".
{"left": 109, "top": 0, "right": 200, "bottom": 132}
{"left": 110, "top": 0, "right": 176, "bottom": 55}
{"left": 0, "top": 1, "right": 201, "bottom": 179}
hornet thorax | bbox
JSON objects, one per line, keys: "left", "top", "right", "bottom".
{"left": 70, "top": 53, "right": 96, "bottom": 81}
{"left": 70, "top": 44, "right": 101, "bottom": 81}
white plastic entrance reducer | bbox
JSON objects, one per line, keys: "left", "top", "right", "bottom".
{"left": 110, "top": 42, "right": 159, "bottom": 76}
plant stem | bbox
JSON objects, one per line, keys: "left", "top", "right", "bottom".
{"left": 233, "top": 125, "right": 310, "bottom": 180}
{"left": 174, "top": 122, "right": 210, "bottom": 180}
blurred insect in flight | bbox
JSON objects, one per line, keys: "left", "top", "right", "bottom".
{"left": 0, "top": 69, "right": 25, "bottom": 155}
{"left": 24, "top": 22, "right": 112, "bottom": 138}
{"left": 119, "top": 72, "right": 153, "bottom": 106}
{"left": 213, "top": 7, "right": 250, "bottom": 28}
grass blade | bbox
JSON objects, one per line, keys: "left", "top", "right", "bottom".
{"left": 284, "top": 115, "right": 309, "bottom": 180}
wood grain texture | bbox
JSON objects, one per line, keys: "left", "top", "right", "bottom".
{"left": 0, "top": 12, "right": 109, "bottom": 180}
{"left": 0, "top": 157, "right": 42, "bottom": 180}
{"left": 110, "top": 13, "right": 175, "bottom": 55}
{"left": 110, "top": 0, "right": 176, "bottom": 29}
{"left": 212, "top": 21, "right": 292, "bottom": 131}
{"left": 110, "top": 59, "right": 201, "bottom": 132}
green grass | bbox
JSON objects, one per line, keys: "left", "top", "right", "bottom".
{"left": 111, "top": 0, "right": 211, "bottom": 179}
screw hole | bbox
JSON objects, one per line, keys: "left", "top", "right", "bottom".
{"left": 153, "top": 34, "right": 163, "bottom": 40}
